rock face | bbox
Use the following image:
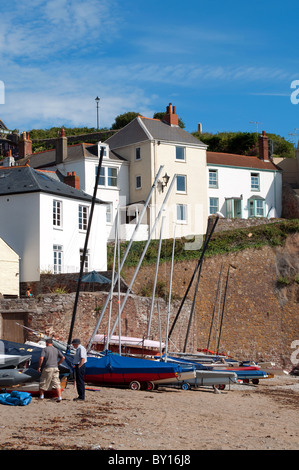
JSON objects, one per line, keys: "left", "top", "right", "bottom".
{"left": 0, "top": 235, "right": 298, "bottom": 368}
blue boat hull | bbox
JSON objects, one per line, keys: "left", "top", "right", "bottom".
{"left": 84, "top": 352, "right": 182, "bottom": 388}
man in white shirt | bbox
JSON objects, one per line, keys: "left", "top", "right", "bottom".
{"left": 71, "top": 338, "right": 87, "bottom": 401}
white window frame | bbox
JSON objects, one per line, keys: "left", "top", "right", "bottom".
{"left": 106, "top": 202, "right": 113, "bottom": 224}
{"left": 209, "top": 197, "right": 219, "bottom": 215}
{"left": 176, "top": 204, "right": 187, "bottom": 223}
{"left": 251, "top": 172, "right": 260, "bottom": 191}
{"left": 79, "top": 205, "right": 89, "bottom": 231}
{"left": 53, "top": 199, "right": 62, "bottom": 228}
{"left": 248, "top": 197, "right": 265, "bottom": 217}
{"left": 176, "top": 174, "right": 187, "bottom": 193}
{"left": 53, "top": 244, "right": 63, "bottom": 274}
{"left": 80, "top": 248, "right": 90, "bottom": 273}
{"left": 96, "top": 166, "right": 118, "bottom": 187}
{"left": 209, "top": 169, "right": 218, "bottom": 188}
{"left": 176, "top": 146, "right": 185, "bottom": 161}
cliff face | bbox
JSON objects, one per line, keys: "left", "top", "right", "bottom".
{"left": 1, "top": 234, "right": 298, "bottom": 369}
{"left": 122, "top": 233, "right": 299, "bottom": 368}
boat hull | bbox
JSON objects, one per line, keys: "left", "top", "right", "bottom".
{"left": 5, "top": 376, "right": 68, "bottom": 397}
{"left": 154, "top": 370, "right": 237, "bottom": 388}
{"left": 84, "top": 352, "right": 182, "bottom": 388}
{"left": 152, "top": 369, "right": 196, "bottom": 385}
{"left": 92, "top": 335, "right": 164, "bottom": 357}
{"left": 0, "top": 368, "right": 40, "bottom": 387}
{"left": 0, "top": 354, "right": 32, "bottom": 369}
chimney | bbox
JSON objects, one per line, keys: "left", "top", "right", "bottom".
{"left": 18, "top": 131, "right": 32, "bottom": 158}
{"left": 56, "top": 128, "right": 68, "bottom": 164}
{"left": 64, "top": 171, "right": 80, "bottom": 190}
{"left": 258, "top": 130, "right": 269, "bottom": 161}
{"left": 3, "top": 150, "right": 15, "bottom": 167}
{"left": 162, "top": 103, "right": 179, "bottom": 127}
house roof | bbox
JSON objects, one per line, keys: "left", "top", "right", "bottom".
{"left": 0, "top": 166, "right": 105, "bottom": 203}
{"left": 106, "top": 116, "right": 206, "bottom": 149}
{"left": 0, "top": 119, "right": 8, "bottom": 131}
{"left": 17, "top": 142, "right": 126, "bottom": 169}
{"left": 207, "top": 151, "right": 280, "bottom": 171}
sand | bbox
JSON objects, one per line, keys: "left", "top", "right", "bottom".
{"left": 0, "top": 373, "right": 298, "bottom": 452}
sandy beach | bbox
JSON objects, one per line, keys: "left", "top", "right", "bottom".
{"left": 0, "top": 372, "right": 298, "bottom": 452}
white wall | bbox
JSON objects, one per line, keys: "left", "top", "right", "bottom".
{"left": 0, "top": 192, "right": 41, "bottom": 282}
{"left": 0, "top": 238, "right": 20, "bottom": 296}
{"left": 207, "top": 165, "right": 282, "bottom": 218}
{"left": 39, "top": 193, "right": 107, "bottom": 274}
{"left": 0, "top": 192, "right": 107, "bottom": 283}
{"left": 55, "top": 145, "right": 130, "bottom": 241}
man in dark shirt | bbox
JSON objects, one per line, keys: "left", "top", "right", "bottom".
{"left": 38, "top": 338, "right": 65, "bottom": 402}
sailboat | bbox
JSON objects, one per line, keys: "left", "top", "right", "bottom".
{"left": 62, "top": 160, "right": 185, "bottom": 390}
{"left": 91, "top": 334, "right": 165, "bottom": 357}
{"left": 0, "top": 338, "right": 72, "bottom": 393}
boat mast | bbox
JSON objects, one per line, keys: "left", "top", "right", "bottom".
{"left": 86, "top": 165, "right": 165, "bottom": 352}
{"left": 167, "top": 215, "right": 220, "bottom": 344}
{"left": 146, "top": 215, "right": 165, "bottom": 339}
{"left": 206, "top": 263, "right": 223, "bottom": 352}
{"left": 106, "top": 174, "right": 177, "bottom": 343}
{"left": 216, "top": 264, "right": 236, "bottom": 355}
{"left": 106, "top": 207, "right": 119, "bottom": 352}
{"left": 67, "top": 145, "right": 105, "bottom": 349}
{"left": 164, "top": 224, "right": 176, "bottom": 361}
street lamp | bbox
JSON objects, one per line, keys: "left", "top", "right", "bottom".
{"left": 160, "top": 172, "right": 170, "bottom": 192}
{"left": 95, "top": 96, "right": 100, "bottom": 129}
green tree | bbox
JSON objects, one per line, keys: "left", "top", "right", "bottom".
{"left": 192, "top": 131, "right": 295, "bottom": 158}
{"left": 111, "top": 112, "right": 140, "bottom": 130}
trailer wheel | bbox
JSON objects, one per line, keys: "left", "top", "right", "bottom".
{"left": 181, "top": 383, "right": 190, "bottom": 390}
{"left": 129, "top": 381, "right": 141, "bottom": 390}
{"left": 146, "top": 381, "right": 155, "bottom": 391}
{"left": 215, "top": 384, "right": 226, "bottom": 390}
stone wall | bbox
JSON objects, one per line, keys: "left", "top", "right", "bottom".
{"left": 122, "top": 234, "right": 299, "bottom": 368}
{"left": 0, "top": 291, "right": 195, "bottom": 355}
{"left": 1, "top": 234, "right": 299, "bottom": 368}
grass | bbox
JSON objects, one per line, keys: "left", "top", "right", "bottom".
{"left": 107, "top": 219, "right": 299, "bottom": 269}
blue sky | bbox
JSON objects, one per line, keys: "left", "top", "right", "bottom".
{"left": 1, "top": 0, "right": 299, "bottom": 144}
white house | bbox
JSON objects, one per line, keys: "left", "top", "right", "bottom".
{"left": 0, "top": 238, "right": 20, "bottom": 297}
{"left": 17, "top": 133, "right": 129, "bottom": 241}
{"left": 0, "top": 165, "right": 107, "bottom": 283}
{"left": 106, "top": 103, "right": 209, "bottom": 240}
{"left": 207, "top": 132, "right": 282, "bottom": 219}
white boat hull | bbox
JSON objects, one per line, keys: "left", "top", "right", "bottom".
{"left": 155, "top": 370, "right": 238, "bottom": 388}
{"left": 0, "top": 354, "right": 32, "bottom": 369}
{"left": 152, "top": 369, "right": 196, "bottom": 385}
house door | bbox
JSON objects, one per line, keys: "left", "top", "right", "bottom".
{"left": 234, "top": 199, "right": 242, "bottom": 218}
{"left": 1, "top": 312, "right": 28, "bottom": 343}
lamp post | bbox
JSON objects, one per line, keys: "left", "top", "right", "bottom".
{"left": 95, "top": 96, "right": 100, "bottom": 130}
{"left": 161, "top": 172, "right": 170, "bottom": 192}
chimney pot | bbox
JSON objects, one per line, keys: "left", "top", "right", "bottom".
{"left": 64, "top": 172, "right": 80, "bottom": 190}
{"left": 56, "top": 129, "right": 68, "bottom": 163}
{"left": 162, "top": 102, "right": 179, "bottom": 127}
{"left": 258, "top": 130, "right": 269, "bottom": 161}
{"left": 18, "top": 131, "right": 32, "bottom": 158}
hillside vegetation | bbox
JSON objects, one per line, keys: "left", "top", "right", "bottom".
{"left": 108, "top": 219, "right": 299, "bottom": 269}
{"left": 27, "top": 124, "right": 296, "bottom": 159}
{"left": 192, "top": 131, "right": 295, "bottom": 159}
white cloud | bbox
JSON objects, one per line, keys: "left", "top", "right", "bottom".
{"left": 0, "top": 0, "right": 119, "bottom": 61}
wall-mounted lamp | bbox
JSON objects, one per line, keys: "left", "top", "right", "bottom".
{"left": 159, "top": 172, "right": 170, "bottom": 192}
